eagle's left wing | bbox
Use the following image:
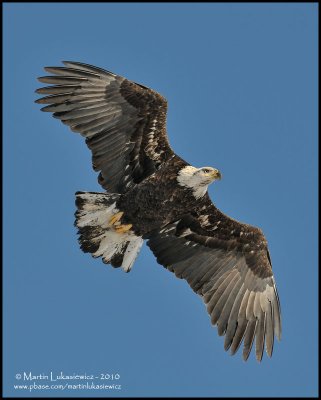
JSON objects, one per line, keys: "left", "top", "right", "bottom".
{"left": 146, "top": 205, "right": 281, "bottom": 362}
{"left": 35, "top": 61, "right": 174, "bottom": 193}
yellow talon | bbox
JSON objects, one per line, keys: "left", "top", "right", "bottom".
{"left": 115, "top": 224, "right": 132, "bottom": 233}
{"left": 109, "top": 211, "right": 132, "bottom": 233}
{"left": 109, "top": 211, "right": 124, "bottom": 226}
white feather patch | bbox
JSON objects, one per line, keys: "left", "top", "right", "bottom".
{"left": 122, "top": 237, "right": 144, "bottom": 272}
{"left": 177, "top": 166, "right": 208, "bottom": 199}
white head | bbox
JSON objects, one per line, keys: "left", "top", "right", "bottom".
{"left": 177, "top": 166, "right": 222, "bottom": 199}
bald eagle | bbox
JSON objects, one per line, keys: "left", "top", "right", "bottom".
{"left": 36, "top": 61, "right": 281, "bottom": 362}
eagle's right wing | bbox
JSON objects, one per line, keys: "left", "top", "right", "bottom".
{"left": 36, "top": 61, "right": 175, "bottom": 193}
{"left": 147, "top": 208, "right": 281, "bottom": 362}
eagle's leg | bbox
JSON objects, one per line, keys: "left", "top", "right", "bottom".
{"left": 115, "top": 224, "right": 133, "bottom": 233}
{"left": 109, "top": 211, "right": 133, "bottom": 233}
{"left": 109, "top": 211, "right": 124, "bottom": 226}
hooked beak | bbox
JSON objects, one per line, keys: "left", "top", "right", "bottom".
{"left": 211, "top": 169, "right": 222, "bottom": 181}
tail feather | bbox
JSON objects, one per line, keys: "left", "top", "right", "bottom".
{"left": 75, "top": 191, "right": 143, "bottom": 272}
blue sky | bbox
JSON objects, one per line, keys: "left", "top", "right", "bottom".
{"left": 3, "top": 3, "right": 318, "bottom": 398}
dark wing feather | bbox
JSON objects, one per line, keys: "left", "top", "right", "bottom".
{"left": 147, "top": 204, "right": 281, "bottom": 362}
{"left": 35, "top": 61, "right": 174, "bottom": 193}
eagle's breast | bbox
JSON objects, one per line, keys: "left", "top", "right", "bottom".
{"left": 117, "top": 159, "right": 200, "bottom": 236}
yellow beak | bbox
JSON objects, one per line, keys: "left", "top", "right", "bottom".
{"left": 211, "top": 169, "right": 222, "bottom": 180}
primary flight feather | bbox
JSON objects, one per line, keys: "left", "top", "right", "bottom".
{"left": 36, "top": 61, "right": 281, "bottom": 362}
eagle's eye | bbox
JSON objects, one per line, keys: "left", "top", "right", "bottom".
{"left": 202, "top": 168, "right": 212, "bottom": 174}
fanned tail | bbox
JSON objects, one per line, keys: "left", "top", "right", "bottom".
{"left": 75, "top": 191, "right": 143, "bottom": 272}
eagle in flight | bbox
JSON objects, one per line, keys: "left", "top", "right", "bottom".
{"left": 36, "top": 61, "right": 281, "bottom": 362}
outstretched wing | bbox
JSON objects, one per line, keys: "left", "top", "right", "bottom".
{"left": 35, "top": 61, "right": 174, "bottom": 193}
{"left": 146, "top": 201, "right": 281, "bottom": 362}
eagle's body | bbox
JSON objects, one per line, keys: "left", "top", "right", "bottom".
{"left": 118, "top": 155, "right": 267, "bottom": 256}
{"left": 117, "top": 155, "right": 188, "bottom": 236}
{"left": 36, "top": 61, "right": 281, "bottom": 362}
